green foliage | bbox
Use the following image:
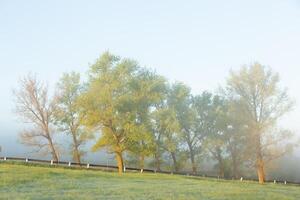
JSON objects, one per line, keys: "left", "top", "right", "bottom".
{"left": 126, "top": 69, "right": 167, "bottom": 166}
{"left": 192, "top": 92, "right": 229, "bottom": 176}
{"left": 54, "top": 72, "right": 91, "bottom": 163}
{"left": 151, "top": 82, "right": 192, "bottom": 171}
{"left": 79, "top": 52, "right": 169, "bottom": 171}
{"left": 80, "top": 52, "right": 140, "bottom": 154}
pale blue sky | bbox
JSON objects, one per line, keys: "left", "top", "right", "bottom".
{"left": 0, "top": 0, "right": 300, "bottom": 157}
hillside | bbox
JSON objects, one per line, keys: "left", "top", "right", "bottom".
{"left": 0, "top": 163, "right": 299, "bottom": 200}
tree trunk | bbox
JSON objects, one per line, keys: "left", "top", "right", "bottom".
{"left": 190, "top": 151, "right": 197, "bottom": 175}
{"left": 232, "top": 154, "right": 239, "bottom": 179}
{"left": 217, "top": 149, "right": 225, "bottom": 178}
{"left": 155, "top": 135, "right": 162, "bottom": 172}
{"left": 74, "top": 147, "right": 81, "bottom": 165}
{"left": 44, "top": 124, "right": 59, "bottom": 162}
{"left": 171, "top": 152, "right": 178, "bottom": 172}
{"left": 140, "top": 154, "right": 145, "bottom": 172}
{"left": 116, "top": 151, "right": 124, "bottom": 174}
{"left": 47, "top": 136, "right": 59, "bottom": 162}
{"left": 255, "top": 133, "right": 265, "bottom": 184}
{"left": 188, "top": 142, "right": 197, "bottom": 174}
{"left": 155, "top": 153, "right": 161, "bottom": 172}
{"left": 256, "top": 155, "right": 265, "bottom": 184}
{"left": 218, "top": 160, "right": 225, "bottom": 178}
{"left": 71, "top": 131, "right": 81, "bottom": 164}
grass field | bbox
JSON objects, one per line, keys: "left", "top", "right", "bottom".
{"left": 0, "top": 163, "right": 300, "bottom": 200}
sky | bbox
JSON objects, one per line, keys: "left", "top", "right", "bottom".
{"left": 0, "top": 0, "right": 300, "bottom": 159}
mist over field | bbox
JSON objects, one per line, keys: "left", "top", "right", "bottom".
{"left": 1, "top": 122, "right": 300, "bottom": 182}
{"left": 0, "top": 126, "right": 113, "bottom": 164}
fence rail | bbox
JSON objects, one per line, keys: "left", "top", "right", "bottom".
{"left": 1, "top": 156, "right": 299, "bottom": 185}
{"left": 0, "top": 156, "right": 159, "bottom": 172}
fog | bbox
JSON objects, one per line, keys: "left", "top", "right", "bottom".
{"left": 1, "top": 124, "right": 300, "bottom": 182}
{"left": 0, "top": 125, "right": 114, "bottom": 165}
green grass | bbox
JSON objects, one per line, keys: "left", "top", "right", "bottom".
{"left": 0, "top": 162, "right": 300, "bottom": 200}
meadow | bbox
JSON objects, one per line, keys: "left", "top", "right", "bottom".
{"left": 0, "top": 162, "right": 300, "bottom": 200}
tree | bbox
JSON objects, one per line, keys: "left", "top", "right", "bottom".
{"left": 152, "top": 104, "right": 165, "bottom": 172}
{"left": 226, "top": 63, "right": 294, "bottom": 184}
{"left": 80, "top": 52, "right": 142, "bottom": 174}
{"left": 127, "top": 69, "right": 166, "bottom": 171}
{"left": 225, "top": 100, "right": 248, "bottom": 179}
{"left": 168, "top": 82, "right": 200, "bottom": 174}
{"left": 200, "top": 94, "right": 228, "bottom": 178}
{"left": 54, "top": 72, "right": 90, "bottom": 164}
{"left": 13, "top": 74, "right": 59, "bottom": 161}
{"left": 153, "top": 103, "right": 181, "bottom": 172}
{"left": 190, "top": 92, "right": 214, "bottom": 174}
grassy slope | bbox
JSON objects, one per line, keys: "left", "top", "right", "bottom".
{"left": 0, "top": 163, "right": 299, "bottom": 200}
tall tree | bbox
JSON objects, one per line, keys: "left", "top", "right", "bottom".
{"left": 127, "top": 69, "right": 166, "bottom": 171}
{"left": 54, "top": 72, "right": 89, "bottom": 164}
{"left": 153, "top": 103, "right": 181, "bottom": 172}
{"left": 200, "top": 94, "right": 229, "bottom": 178}
{"left": 152, "top": 104, "right": 165, "bottom": 172}
{"left": 225, "top": 100, "right": 248, "bottom": 179}
{"left": 226, "top": 63, "right": 294, "bottom": 184}
{"left": 80, "top": 52, "right": 142, "bottom": 174}
{"left": 168, "top": 82, "right": 200, "bottom": 174}
{"left": 13, "top": 74, "right": 59, "bottom": 161}
{"left": 190, "top": 92, "right": 214, "bottom": 174}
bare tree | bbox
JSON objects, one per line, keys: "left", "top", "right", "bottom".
{"left": 13, "top": 74, "right": 59, "bottom": 161}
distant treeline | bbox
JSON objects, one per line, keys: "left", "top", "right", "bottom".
{"left": 13, "top": 52, "right": 296, "bottom": 184}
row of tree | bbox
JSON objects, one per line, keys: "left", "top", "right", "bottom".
{"left": 13, "top": 52, "right": 295, "bottom": 184}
